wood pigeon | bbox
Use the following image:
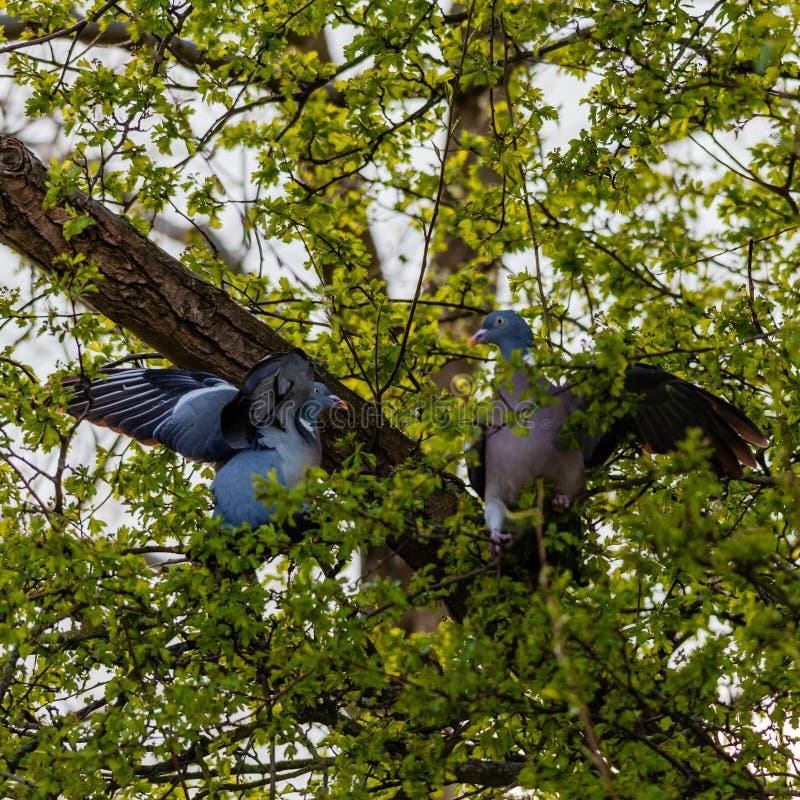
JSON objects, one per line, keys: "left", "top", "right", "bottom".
{"left": 63, "top": 349, "right": 347, "bottom": 530}
{"left": 467, "top": 310, "right": 768, "bottom": 556}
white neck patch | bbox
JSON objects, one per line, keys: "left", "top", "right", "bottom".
{"left": 297, "top": 416, "right": 316, "bottom": 437}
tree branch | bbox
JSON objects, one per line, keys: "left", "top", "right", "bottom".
{"left": 0, "top": 13, "right": 220, "bottom": 70}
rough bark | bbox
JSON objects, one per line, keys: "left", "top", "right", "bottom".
{"left": 0, "top": 134, "right": 472, "bottom": 618}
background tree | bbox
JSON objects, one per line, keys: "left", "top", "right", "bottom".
{"left": 0, "top": 1, "right": 798, "bottom": 798}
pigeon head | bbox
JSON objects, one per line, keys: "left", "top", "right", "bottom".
{"left": 469, "top": 310, "right": 534, "bottom": 360}
{"left": 303, "top": 382, "right": 348, "bottom": 420}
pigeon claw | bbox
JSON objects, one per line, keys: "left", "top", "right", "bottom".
{"left": 552, "top": 493, "right": 571, "bottom": 510}
{"left": 489, "top": 529, "right": 513, "bottom": 559}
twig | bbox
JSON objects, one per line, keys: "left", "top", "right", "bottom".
{"left": 0, "top": 3, "right": 119, "bottom": 54}
{"left": 377, "top": 17, "right": 472, "bottom": 398}
{"left": 746, "top": 237, "right": 764, "bottom": 334}
{"left": 533, "top": 477, "right": 620, "bottom": 799}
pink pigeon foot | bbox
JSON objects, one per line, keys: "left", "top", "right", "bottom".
{"left": 489, "top": 529, "right": 513, "bottom": 559}
{"left": 552, "top": 493, "right": 571, "bottom": 510}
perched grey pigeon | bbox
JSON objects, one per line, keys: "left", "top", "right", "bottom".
{"left": 468, "top": 310, "right": 768, "bottom": 556}
{"left": 63, "top": 349, "right": 346, "bottom": 529}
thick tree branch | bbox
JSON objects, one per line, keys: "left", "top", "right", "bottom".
{"left": 0, "top": 134, "right": 470, "bottom": 617}
{"left": 0, "top": 14, "right": 350, "bottom": 106}
{"left": 0, "top": 13, "right": 219, "bottom": 69}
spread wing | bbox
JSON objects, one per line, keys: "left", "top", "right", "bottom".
{"left": 586, "top": 364, "right": 768, "bottom": 478}
{"left": 64, "top": 367, "right": 238, "bottom": 463}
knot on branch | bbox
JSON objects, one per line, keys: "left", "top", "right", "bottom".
{"left": 0, "top": 137, "right": 28, "bottom": 174}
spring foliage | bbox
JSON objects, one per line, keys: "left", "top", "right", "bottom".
{"left": 0, "top": 0, "right": 798, "bottom": 797}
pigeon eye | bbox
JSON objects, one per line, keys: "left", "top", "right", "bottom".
{"left": 496, "top": 317, "right": 504, "bottom": 326}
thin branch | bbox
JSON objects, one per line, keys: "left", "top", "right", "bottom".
{"left": 376, "top": 30, "right": 471, "bottom": 398}
{"left": 0, "top": 4, "right": 120, "bottom": 54}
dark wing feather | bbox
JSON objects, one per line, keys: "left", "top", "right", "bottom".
{"left": 63, "top": 367, "right": 238, "bottom": 463}
{"left": 466, "top": 424, "right": 489, "bottom": 501}
{"left": 220, "top": 349, "right": 314, "bottom": 448}
{"left": 586, "top": 363, "right": 767, "bottom": 477}
{"left": 691, "top": 385, "right": 769, "bottom": 448}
